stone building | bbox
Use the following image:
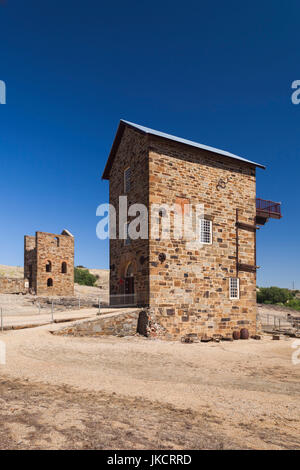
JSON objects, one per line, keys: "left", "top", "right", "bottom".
{"left": 102, "top": 120, "right": 281, "bottom": 340}
{"left": 24, "top": 230, "right": 74, "bottom": 296}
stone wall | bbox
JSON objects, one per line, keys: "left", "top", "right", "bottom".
{"left": 24, "top": 235, "right": 37, "bottom": 290}
{"left": 109, "top": 127, "right": 150, "bottom": 306}
{"left": 24, "top": 231, "right": 74, "bottom": 296}
{"left": 147, "top": 135, "right": 257, "bottom": 340}
{"left": 107, "top": 127, "right": 257, "bottom": 341}
{"left": 0, "top": 278, "right": 28, "bottom": 294}
{"left": 55, "top": 309, "right": 141, "bottom": 337}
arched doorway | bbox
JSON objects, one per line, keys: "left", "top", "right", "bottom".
{"left": 125, "top": 262, "right": 135, "bottom": 305}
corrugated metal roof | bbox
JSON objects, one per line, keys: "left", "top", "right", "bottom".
{"left": 122, "top": 120, "right": 266, "bottom": 169}
{"left": 102, "top": 120, "right": 266, "bottom": 179}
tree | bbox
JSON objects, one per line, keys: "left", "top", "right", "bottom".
{"left": 74, "top": 267, "right": 97, "bottom": 287}
{"left": 257, "top": 286, "right": 293, "bottom": 304}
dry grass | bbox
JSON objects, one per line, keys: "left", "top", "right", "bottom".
{"left": 1, "top": 324, "right": 300, "bottom": 450}
{"left": 0, "top": 265, "right": 23, "bottom": 279}
{"left": 0, "top": 377, "right": 230, "bottom": 450}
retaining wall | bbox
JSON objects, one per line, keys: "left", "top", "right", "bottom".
{"left": 55, "top": 309, "right": 142, "bottom": 337}
{"left": 0, "top": 278, "right": 28, "bottom": 294}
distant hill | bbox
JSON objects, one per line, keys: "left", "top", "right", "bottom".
{"left": 84, "top": 268, "right": 109, "bottom": 289}
{"left": 0, "top": 265, "right": 24, "bottom": 279}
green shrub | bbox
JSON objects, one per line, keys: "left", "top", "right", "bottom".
{"left": 286, "top": 298, "right": 300, "bottom": 311}
{"left": 257, "top": 286, "right": 293, "bottom": 305}
{"left": 74, "top": 267, "right": 97, "bottom": 287}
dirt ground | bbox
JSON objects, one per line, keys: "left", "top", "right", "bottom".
{"left": 0, "top": 324, "right": 300, "bottom": 450}
{"left": 0, "top": 284, "right": 109, "bottom": 318}
{"left": 0, "top": 264, "right": 109, "bottom": 315}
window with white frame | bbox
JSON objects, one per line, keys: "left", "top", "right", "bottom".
{"left": 124, "top": 167, "right": 131, "bottom": 193}
{"left": 199, "top": 218, "right": 212, "bottom": 244}
{"left": 124, "top": 222, "right": 131, "bottom": 246}
{"left": 229, "top": 278, "right": 240, "bottom": 299}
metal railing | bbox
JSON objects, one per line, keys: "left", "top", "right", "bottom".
{"left": 109, "top": 291, "right": 149, "bottom": 308}
{"left": 256, "top": 198, "right": 282, "bottom": 218}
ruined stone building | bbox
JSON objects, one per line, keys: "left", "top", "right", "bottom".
{"left": 102, "top": 120, "right": 282, "bottom": 340}
{"left": 24, "top": 230, "right": 74, "bottom": 296}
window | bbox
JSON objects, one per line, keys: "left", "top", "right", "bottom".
{"left": 199, "top": 219, "right": 212, "bottom": 244}
{"left": 54, "top": 237, "right": 60, "bottom": 247}
{"left": 61, "top": 262, "right": 67, "bottom": 274}
{"left": 229, "top": 278, "right": 240, "bottom": 299}
{"left": 124, "top": 167, "right": 131, "bottom": 193}
{"left": 46, "top": 261, "right": 52, "bottom": 273}
{"left": 47, "top": 278, "right": 53, "bottom": 287}
{"left": 124, "top": 222, "right": 131, "bottom": 246}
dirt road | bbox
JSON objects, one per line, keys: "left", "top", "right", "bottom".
{"left": 0, "top": 324, "right": 300, "bottom": 449}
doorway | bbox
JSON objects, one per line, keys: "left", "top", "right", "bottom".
{"left": 125, "top": 262, "right": 135, "bottom": 305}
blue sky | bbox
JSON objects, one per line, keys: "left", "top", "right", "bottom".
{"left": 0, "top": 0, "right": 299, "bottom": 288}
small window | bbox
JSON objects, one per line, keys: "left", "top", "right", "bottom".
{"left": 124, "top": 167, "right": 131, "bottom": 193}
{"left": 124, "top": 222, "right": 131, "bottom": 246}
{"left": 199, "top": 219, "right": 212, "bottom": 244}
{"left": 46, "top": 261, "right": 52, "bottom": 273}
{"left": 47, "top": 278, "right": 53, "bottom": 287}
{"left": 229, "top": 278, "right": 239, "bottom": 299}
{"left": 61, "top": 262, "right": 67, "bottom": 274}
{"left": 55, "top": 237, "right": 60, "bottom": 247}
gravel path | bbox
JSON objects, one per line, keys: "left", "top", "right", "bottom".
{"left": 0, "top": 325, "right": 300, "bottom": 449}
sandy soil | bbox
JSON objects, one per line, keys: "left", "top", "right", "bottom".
{"left": 0, "top": 324, "right": 299, "bottom": 450}
{"left": 0, "top": 285, "right": 109, "bottom": 319}
{"left": 75, "top": 284, "right": 109, "bottom": 304}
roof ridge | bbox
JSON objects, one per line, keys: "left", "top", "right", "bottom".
{"left": 102, "top": 120, "right": 266, "bottom": 179}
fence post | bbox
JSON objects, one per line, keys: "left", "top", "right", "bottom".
{"left": 38, "top": 303, "right": 41, "bottom": 315}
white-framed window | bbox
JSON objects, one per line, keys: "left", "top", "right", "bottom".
{"left": 124, "top": 167, "right": 131, "bottom": 193}
{"left": 124, "top": 222, "right": 131, "bottom": 246}
{"left": 199, "top": 219, "right": 212, "bottom": 244}
{"left": 229, "top": 278, "right": 240, "bottom": 300}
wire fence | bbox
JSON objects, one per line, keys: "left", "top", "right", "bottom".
{"left": 109, "top": 291, "right": 149, "bottom": 308}
{"left": 0, "top": 295, "right": 104, "bottom": 331}
{"left": 258, "top": 311, "right": 300, "bottom": 334}
{"left": 0, "top": 290, "right": 149, "bottom": 331}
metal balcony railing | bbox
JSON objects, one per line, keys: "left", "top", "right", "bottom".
{"left": 256, "top": 198, "right": 282, "bottom": 219}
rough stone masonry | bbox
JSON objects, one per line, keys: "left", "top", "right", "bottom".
{"left": 102, "top": 120, "right": 277, "bottom": 341}
{"left": 24, "top": 230, "right": 74, "bottom": 296}
{"left": 0, "top": 230, "right": 75, "bottom": 297}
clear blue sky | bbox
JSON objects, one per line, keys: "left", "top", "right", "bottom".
{"left": 0, "top": 0, "right": 299, "bottom": 288}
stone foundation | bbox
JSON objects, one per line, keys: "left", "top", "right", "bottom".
{"left": 54, "top": 309, "right": 141, "bottom": 337}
